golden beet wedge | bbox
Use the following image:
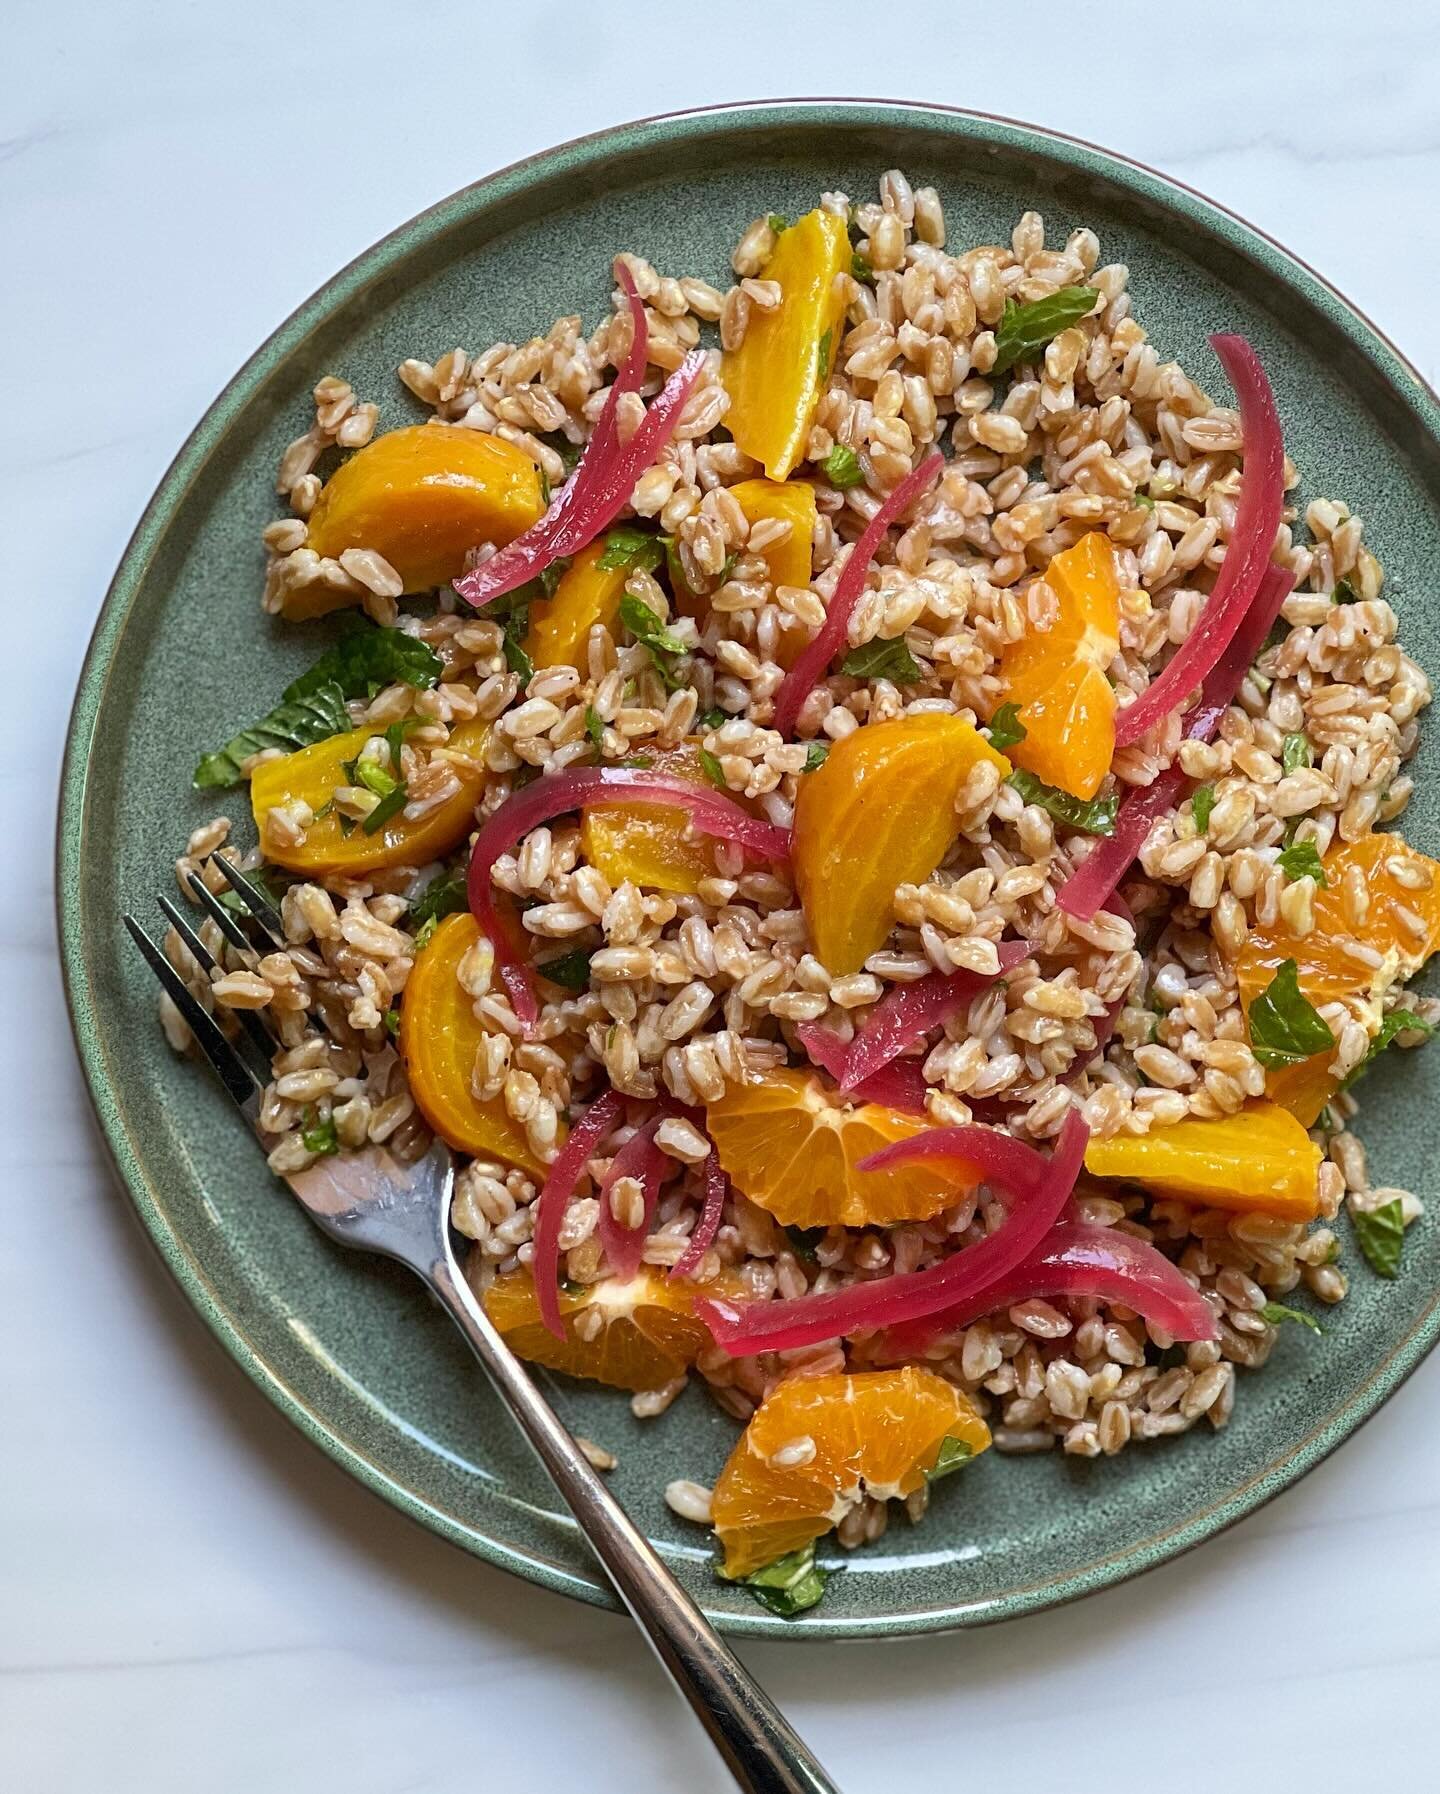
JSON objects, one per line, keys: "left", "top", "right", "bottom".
{"left": 1084, "top": 1103, "right": 1322, "bottom": 1222}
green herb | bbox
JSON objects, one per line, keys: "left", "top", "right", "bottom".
{"left": 1353, "top": 1197, "right": 1405, "bottom": 1279}
{"left": 926, "top": 1436, "right": 975, "bottom": 1482}
{"left": 218, "top": 867, "right": 282, "bottom": 920}
{"left": 840, "top": 637, "right": 921, "bottom": 683}
{"left": 1133, "top": 489, "right": 1156, "bottom": 511}
{"left": 502, "top": 621, "right": 534, "bottom": 687}
{"left": 1191, "top": 784, "right": 1216, "bottom": 833}
{"left": 815, "top": 328, "right": 832, "bottom": 382}
{"left": 383, "top": 1007, "right": 401, "bottom": 1039}
{"left": 409, "top": 865, "right": 468, "bottom": 930}
{"left": 802, "top": 741, "right": 830, "bottom": 773}
{"left": 1317, "top": 1106, "right": 1335, "bottom": 1133}
{"left": 986, "top": 702, "right": 1027, "bottom": 751}
{"left": 538, "top": 948, "right": 594, "bottom": 991}
{"left": 384, "top": 720, "right": 411, "bottom": 772}
{"left": 820, "top": 443, "right": 864, "bottom": 489}
{"left": 1332, "top": 576, "right": 1360, "bottom": 604}
{"left": 1006, "top": 769, "right": 1118, "bottom": 837}
{"left": 850, "top": 250, "right": 875, "bottom": 284}
{"left": 539, "top": 555, "right": 571, "bottom": 598}
{"left": 1246, "top": 959, "right": 1335, "bottom": 1069}
{"left": 1323, "top": 1235, "right": 1342, "bottom": 1264}
{"left": 414, "top": 916, "right": 439, "bottom": 953}
{"left": 698, "top": 748, "right": 727, "bottom": 790}
{"left": 1281, "top": 732, "right": 1313, "bottom": 774}
{"left": 360, "top": 781, "right": 408, "bottom": 835}
{"left": 783, "top": 1224, "right": 825, "bottom": 1265}
{"left": 584, "top": 705, "right": 605, "bottom": 752}
{"left": 990, "top": 287, "right": 1100, "bottom": 376}
{"left": 300, "top": 1108, "right": 339, "bottom": 1157}
{"left": 767, "top": 213, "right": 790, "bottom": 234}
{"left": 730, "top": 1543, "right": 829, "bottom": 1620}
{"left": 193, "top": 680, "right": 351, "bottom": 790}
{"left": 356, "top": 757, "right": 401, "bottom": 801}
{"left": 700, "top": 706, "right": 728, "bottom": 730}
{"left": 1276, "top": 837, "right": 1327, "bottom": 885}
{"left": 283, "top": 621, "right": 443, "bottom": 704}
{"left": 619, "top": 592, "right": 687, "bottom": 689}
{"left": 659, "top": 532, "right": 690, "bottom": 599}
{"left": 1342, "top": 1009, "right": 1437, "bottom": 1089}
{"left": 616, "top": 754, "right": 654, "bottom": 769}
{"left": 1260, "top": 1301, "right": 1323, "bottom": 1334}
{"left": 597, "top": 526, "right": 665, "bottom": 574}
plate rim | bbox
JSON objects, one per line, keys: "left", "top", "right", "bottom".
{"left": 56, "top": 96, "right": 1440, "bottom": 1640}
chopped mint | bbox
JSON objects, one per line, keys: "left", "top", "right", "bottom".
{"left": 1191, "top": 783, "right": 1216, "bottom": 833}
{"left": 991, "top": 286, "right": 1100, "bottom": 375}
{"left": 821, "top": 444, "right": 864, "bottom": 489}
{"left": 1332, "top": 576, "right": 1360, "bottom": 604}
{"left": 767, "top": 213, "right": 790, "bottom": 234}
{"left": 383, "top": 1007, "right": 401, "bottom": 1039}
{"left": 409, "top": 865, "right": 468, "bottom": 930}
{"left": 619, "top": 592, "right": 687, "bottom": 690}
{"left": 193, "top": 680, "right": 350, "bottom": 790}
{"left": 802, "top": 741, "right": 830, "bottom": 773}
{"left": 1352, "top": 1197, "right": 1405, "bottom": 1279}
{"left": 730, "top": 1542, "right": 829, "bottom": 1619}
{"left": 538, "top": 948, "right": 594, "bottom": 991}
{"left": 986, "top": 702, "right": 1027, "bottom": 751}
{"left": 360, "top": 780, "right": 408, "bottom": 835}
{"left": 698, "top": 747, "right": 727, "bottom": 790}
{"left": 597, "top": 526, "right": 665, "bottom": 574}
{"left": 1007, "top": 769, "right": 1118, "bottom": 836}
{"left": 700, "top": 706, "right": 728, "bottom": 730}
{"left": 538, "top": 555, "right": 571, "bottom": 598}
{"left": 1276, "top": 838, "right": 1327, "bottom": 885}
{"left": 300, "top": 1108, "right": 339, "bottom": 1157}
{"left": 283, "top": 621, "right": 443, "bottom": 705}
{"left": 783, "top": 1224, "right": 825, "bottom": 1265}
{"left": 926, "top": 1436, "right": 976, "bottom": 1482}
{"left": 1342, "top": 1009, "right": 1437, "bottom": 1089}
{"left": 1246, "top": 959, "right": 1335, "bottom": 1070}
{"left": 851, "top": 250, "right": 875, "bottom": 284}
{"left": 1260, "top": 1301, "right": 1323, "bottom": 1335}
{"left": 1281, "top": 732, "right": 1313, "bottom": 774}
{"left": 841, "top": 637, "right": 922, "bottom": 683}
{"left": 815, "top": 328, "right": 833, "bottom": 382}
{"left": 584, "top": 704, "right": 605, "bottom": 752}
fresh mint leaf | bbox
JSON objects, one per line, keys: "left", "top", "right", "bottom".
{"left": 1260, "top": 1301, "right": 1323, "bottom": 1335}
{"left": 1281, "top": 732, "right": 1313, "bottom": 774}
{"left": 502, "top": 611, "right": 534, "bottom": 686}
{"left": 584, "top": 705, "right": 605, "bottom": 752}
{"left": 783, "top": 1224, "right": 825, "bottom": 1265}
{"left": 1007, "top": 769, "right": 1118, "bottom": 836}
{"left": 620, "top": 592, "right": 686, "bottom": 657}
{"left": 409, "top": 865, "right": 468, "bottom": 930}
{"left": 1353, "top": 1197, "right": 1405, "bottom": 1279}
{"left": 597, "top": 527, "right": 665, "bottom": 574}
{"left": 538, "top": 555, "right": 571, "bottom": 598}
{"left": 802, "top": 741, "right": 829, "bottom": 773}
{"left": 700, "top": 706, "right": 728, "bottom": 730}
{"left": 194, "top": 680, "right": 351, "bottom": 790}
{"left": 414, "top": 916, "right": 439, "bottom": 953}
{"left": 926, "top": 1436, "right": 975, "bottom": 1482}
{"left": 767, "top": 213, "right": 790, "bottom": 234}
{"left": 991, "top": 286, "right": 1100, "bottom": 375}
{"left": 815, "top": 328, "right": 833, "bottom": 382}
{"left": 1247, "top": 959, "right": 1335, "bottom": 1069}
{"left": 283, "top": 622, "right": 443, "bottom": 704}
{"left": 1342, "top": 1009, "right": 1437, "bottom": 1089}
{"left": 698, "top": 747, "right": 727, "bottom": 790}
{"left": 360, "top": 781, "right": 408, "bottom": 835}
{"left": 616, "top": 754, "right": 654, "bottom": 769}
{"left": 538, "top": 948, "right": 593, "bottom": 990}
{"left": 986, "top": 702, "right": 1027, "bottom": 751}
{"left": 356, "top": 757, "right": 401, "bottom": 801}
{"left": 1332, "top": 576, "right": 1360, "bottom": 604}
{"left": 1133, "top": 489, "right": 1156, "bottom": 511}
{"left": 851, "top": 250, "right": 874, "bottom": 284}
{"left": 300, "top": 1108, "right": 339, "bottom": 1157}
{"left": 218, "top": 867, "right": 283, "bottom": 920}
{"left": 1191, "top": 784, "right": 1216, "bottom": 833}
{"left": 841, "top": 637, "right": 921, "bottom": 683}
{"left": 821, "top": 444, "right": 864, "bottom": 489}
{"left": 726, "top": 1542, "right": 829, "bottom": 1619}
{"left": 383, "top": 1007, "right": 401, "bottom": 1039}
{"left": 1277, "top": 837, "right": 1327, "bottom": 885}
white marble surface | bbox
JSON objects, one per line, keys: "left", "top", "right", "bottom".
{"left": 6, "top": 2, "right": 1440, "bottom": 1787}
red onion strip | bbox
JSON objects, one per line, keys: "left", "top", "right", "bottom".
{"left": 836, "top": 941, "right": 1031, "bottom": 1092}
{"left": 696, "top": 1110, "right": 1088, "bottom": 1356}
{"left": 794, "top": 1023, "right": 930, "bottom": 1113}
{"left": 883, "top": 1222, "right": 1217, "bottom": 1352}
{"left": 772, "top": 451, "right": 944, "bottom": 737}
{"left": 530, "top": 1088, "right": 624, "bottom": 1340}
{"left": 468, "top": 768, "right": 792, "bottom": 1028}
{"left": 670, "top": 1150, "right": 728, "bottom": 1280}
{"left": 1111, "top": 334, "right": 1286, "bottom": 746}
{"left": 595, "top": 1114, "right": 669, "bottom": 1281}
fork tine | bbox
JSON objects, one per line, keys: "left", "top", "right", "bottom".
{"left": 156, "top": 893, "right": 277, "bottom": 1076}
{"left": 212, "top": 852, "right": 286, "bottom": 948}
{"left": 124, "top": 915, "right": 259, "bottom": 1116}
{"left": 185, "top": 871, "right": 258, "bottom": 956}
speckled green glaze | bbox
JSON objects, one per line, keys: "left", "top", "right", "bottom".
{"left": 58, "top": 102, "right": 1440, "bottom": 1639}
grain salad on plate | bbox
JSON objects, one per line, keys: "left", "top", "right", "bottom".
{"left": 162, "top": 171, "right": 1438, "bottom": 1617}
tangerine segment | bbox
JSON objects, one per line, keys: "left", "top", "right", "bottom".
{"left": 1084, "top": 1102, "right": 1321, "bottom": 1222}
{"left": 301, "top": 424, "right": 545, "bottom": 609}
{"left": 721, "top": 209, "right": 850, "bottom": 481}
{"left": 401, "top": 914, "right": 548, "bottom": 1175}
{"left": 705, "top": 1067, "right": 974, "bottom": 1228}
{"left": 524, "top": 540, "right": 629, "bottom": 671}
{"left": 1234, "top": 832, "right": 1440, "bottom": 1123}
{"left": 580, "top": 741, "right": 719, "bottom": 896}
{"left": 792, "top": 713, "right": 1011, "bottom": 976}
{"left": 479, "top": 1265, "right": 716, "bottom": 1392}
{"left": 712, "top": 1368, "right": 991, "bottom": 1577}
{"left": 250, "top": 715, "right": 488, "bottom": 877}
{"left": 1001, "top": 531, "right": 1121, "bottom": 801}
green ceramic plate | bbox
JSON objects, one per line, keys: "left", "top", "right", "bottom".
{"left": 59, "top": 101, "right": 1440, "bottom": 1638}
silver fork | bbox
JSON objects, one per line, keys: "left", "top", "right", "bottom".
{"left": 125, "top": 857, "right": 840, "bottom": 1794}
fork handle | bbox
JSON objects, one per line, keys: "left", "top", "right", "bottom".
{"left": 427, "top": 1257, "right": 842, "bottom": 1794}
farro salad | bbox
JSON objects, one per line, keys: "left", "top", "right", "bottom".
{"left": 164, "top": 172, "right": 1438, "bottom": 1618}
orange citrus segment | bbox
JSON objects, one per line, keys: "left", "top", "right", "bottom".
{"left": 1001, "top": 530, "right": 1121, "bottom": 800}
{"left": 580, "top": 741, "right": 722, "bottom": 895}
{"left": 1234, "top": 832, "right": 1440, "bottom": 1123}
{"left": 712, "top": 1368, "right": 991, "bottom": 1577}
{"left": 479, "top": 1265, "right": 720, "bottom": 1392}
{"left": 704, "top": 1066, "right": 973, "bottom": 1228}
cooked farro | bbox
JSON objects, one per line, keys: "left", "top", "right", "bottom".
{"left": 168, "top": 172, "right": 1436, "bottom": 1614}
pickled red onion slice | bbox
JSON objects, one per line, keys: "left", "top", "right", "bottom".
{"left": 529, "top": 1087, "right": 624, "bottom": 1339}
{"left": 670, "top": 1150, "right": 728, "bottom": 1280}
